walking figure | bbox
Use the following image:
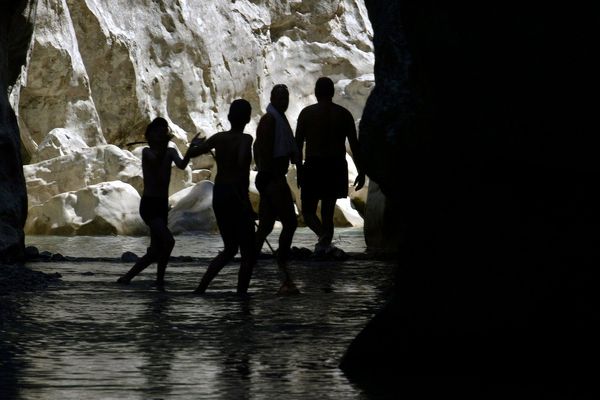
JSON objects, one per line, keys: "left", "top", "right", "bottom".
{"left": 296, "top": 77, "right": 365, "bottom": 254}
{"left": 188, "top": 99, "right": 256, "bottom": 295}
{"left": 117, "top": 117, "right": 193, "bottom": 290}
{"left": 254, "top": 84, "right": 300, "bottom": 294}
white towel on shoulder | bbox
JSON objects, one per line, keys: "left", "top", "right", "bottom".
{"left": 267, "top": 103, "right": 300, "bottom": 164}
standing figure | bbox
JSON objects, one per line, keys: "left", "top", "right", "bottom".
{"left": 117, "top": 117, "right": 192, "bottom": 290}
{"left": 189, "top": 99, "right": 256, "bottom": 295}
{"left": 254, "top": 84, "right": 300, "bottom": 294}
{"left": 296, "top": 77, "right": 365, "bottom": 254}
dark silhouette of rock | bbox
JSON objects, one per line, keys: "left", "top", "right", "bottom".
{"left": 24, "top": 245, "right": 39, "bottom": 260}
{"left": 342, "top": 0, "right": 599, "bottom": 391}
{"left": 0, "top": 1, "right": 36, "bottom": 263}
{"left": 121, "top": 251, "right": 139, "bottom": 263}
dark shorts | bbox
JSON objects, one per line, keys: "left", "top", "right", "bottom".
{"left": 139, "top": 196, "right": 169, "bottom": 225}
{"left": 301, "top": 157, "right": 348, "bottom": 200}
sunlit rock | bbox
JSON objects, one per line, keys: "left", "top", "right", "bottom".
{"left": 11, "top": 0, "right": 373, "bottom": 236}
{"left": 168, "top": 180, "right": 217, "bottom": 234}
{"left": 24, "top": 145, "right": 144, "bottom": 206}
{"left": 32, "top": 127, "right": 89, "bottom": 163}
{"left": 25, "top": 181, "right": 147, "bottom": 235}
{"left": 191, "top": 169, "right": 211, "bottom": 183}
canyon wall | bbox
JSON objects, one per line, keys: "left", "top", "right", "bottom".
{"left": 342, "top": 0, "right": 600, "bottom": 390}
{"left": 11, "top": 0, "right": 374, "bottom": 236}
{"left": 0, "top": 1, "right": 36, "bottom": 262}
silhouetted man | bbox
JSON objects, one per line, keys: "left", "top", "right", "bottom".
{"left": 254, "top": 84, "right": 299, "bottom": 294}
{"left": 296, "top": 77, "right": 365, "bottom": 254}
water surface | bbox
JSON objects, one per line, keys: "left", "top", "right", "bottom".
{"left": 1, "top": 228, "right": 395, "bottom": 399}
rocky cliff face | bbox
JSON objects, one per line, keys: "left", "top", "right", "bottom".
{"left": 12, "top": 0, "right": 374, "bottom": 235}
{"left": 342, "top": 0, "right": 600, "bottom": 388}
{"left": 0, "top": 1, "right": 36, "bottom": 262}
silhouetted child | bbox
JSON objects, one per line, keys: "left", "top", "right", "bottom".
{"left": 187, "top": 99, "right": 256, "bottom": 295}
{"left": 117, "top": 117, "right": 192, "bottom": 290}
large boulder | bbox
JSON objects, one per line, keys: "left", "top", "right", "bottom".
{"left": 25, "top": 180, "right": 146, "bottom": 235}
{"left": 24, "top": 145, "right": 144, "bottom": 206}
{"left": 31, "top": 127, "right": 89, "bottom": 163}
{"left": 168, "top": 180, "right": 217, "bottom": 234}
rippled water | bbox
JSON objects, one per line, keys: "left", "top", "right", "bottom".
{"left": 1, "top": 228, "right": 395, "bottom": 399}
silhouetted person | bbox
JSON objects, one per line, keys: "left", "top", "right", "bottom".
{"left": 188, "top": 99, "right": 256, "bottom": 295}
{"left": 254, "top": 84, "right": 300, "bottom": 294}
{"left": 117, "top": 117, "right": 193, "bottom": 290}
{"left": 296, "top": 77, "right": 365, "bottom": 253}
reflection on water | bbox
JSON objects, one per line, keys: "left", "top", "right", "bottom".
{"left": 1, "top": 228, "right": 394, "bottom": 399}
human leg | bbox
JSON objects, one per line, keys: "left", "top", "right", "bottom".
{"left": 117, "top": 215, "right": 163, "bottom": 283}
{"left": 319, "top": 198, "right": 336, "bottom": 247}
{"left": 153, "top": 220, "right": 175, "bottom": 288}
{"left": 236, "top": 216, "right": 256, "bottom": 294}
{"left": 301, "top": 192, "right": 324, "bottom": 240}
{"left": 255, "top": 184, "right": 277, "bottom": 255}
{"left": 195, "top": 186, "right": 239, "bottom": 294}
{"left": 268, "top": 179, "right": 299, "bottom": 293}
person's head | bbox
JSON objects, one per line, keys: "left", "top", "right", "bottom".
{"left": 315, "top": 77, "right": 334, "bottom": 101}
{"left": 145, "top": 117, "right": 171, "bottom": 149}
{"left": 228, "top": 99, "right": 252, "bottom": 129}
{"left": 270, "top": 84, "right": 289, "bottom": 113}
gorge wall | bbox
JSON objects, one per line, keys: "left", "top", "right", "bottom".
{"left": 12, "top": 0, "right": 374, "bottom": 236}
{"left": 0, "top": 2, "right": 35, "bottom": 262}
{"left": 342, "top": 0, "right": 600, "bottom": 388}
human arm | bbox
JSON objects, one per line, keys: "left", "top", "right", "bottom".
{"left": 169, "top": 147, "right": 191, "bottom": 170}
{"left": 345, "top": 112, "right": 365, "bottom": 190}
{"left": 187, "top": 133, "right": 216, "bottom": 158}
{"left": 239, "top": 134, "right": 253, "bottom": 169}
{"left": 253, "top": 114, "right": 275, "bottom": 172}
{"left": 295, "top": 111, "right": 306, "bottom": 187}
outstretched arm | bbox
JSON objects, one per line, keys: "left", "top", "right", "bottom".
{"left": 170, "top": 147, "right": 191, "bottom": 170}
{"left": 187, "top": 134, "right": 216, "bottom": 159}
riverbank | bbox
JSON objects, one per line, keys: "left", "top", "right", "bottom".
{"left": 0, "top": 263, "right": 61, "bottom": 294}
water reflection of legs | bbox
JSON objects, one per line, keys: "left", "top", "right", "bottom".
{"left": 137, "top": 293, "right": 175, "bottom": 398}
{"left": 215, "top": 297, "right": 255, "bottom": 399}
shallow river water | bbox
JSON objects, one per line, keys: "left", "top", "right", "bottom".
{"left": 1, "top": 228, "right": 395, "bottom": 399}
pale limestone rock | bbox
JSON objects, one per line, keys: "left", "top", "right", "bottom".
{"left": 16, "top": 0, "right": 105, "bottom": 155}
{"left": 192, "top": 169, "right": 211, "bottom": 183}
{"left": 168, "top": 181, "right": 217, "bottom": 234}
{"left": 24, "top": 145, "right": 144, "bottom": 206}
{"left": 13, "top": 0, "right": 373, "bottom": 235}
{"left": 32, "top": 127, "right": 89, "bottom": 163}
{"left": 334, "top": 197, "right": 364, "bottom": 227}
{"left": 25, "top": 181, "right": 147, "bottom": 235}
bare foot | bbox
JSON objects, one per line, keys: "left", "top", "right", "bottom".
{"left": 277, "top": 281, "right": 300, "bottom": 296}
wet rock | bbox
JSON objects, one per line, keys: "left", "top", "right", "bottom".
{"left": 121, "top": 251, "right": 139, "bottom": 263}
{"left": 24, "top": 246, "right": 39, "bottom": 260}
{"left": 39, "top": 251, "right": 52, "bottom": 259}
{"left": 50, "top": 253, "right": 65, "bottom": 262}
